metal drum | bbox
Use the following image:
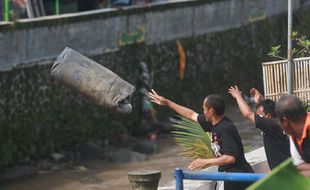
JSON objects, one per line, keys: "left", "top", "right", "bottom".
{"left": 51, "top": 47, "right": 135, "bottom": 114}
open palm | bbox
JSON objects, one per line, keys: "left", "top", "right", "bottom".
{"left": 149, "top": 89, "right": 166, "bottom": 106}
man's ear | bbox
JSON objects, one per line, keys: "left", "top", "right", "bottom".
{"left": 282, "top": 116, "right": 288, "bottom": 122}
{"left": 281, "top": 117, "right": 289, "bottom": 127}
{"left": 265, "top": 113, "right": 272, "bottom": 119}
{"left": 210, "top": 108, "right": 215, "bottom": 114}
{"left": 280, "top": 116, "right": 297, "bottom": 135}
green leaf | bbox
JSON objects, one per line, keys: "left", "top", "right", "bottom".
{"left": 292, "top": 31, "right": 298, "bottom": 39}
{"left": 268, "top": 45, "right": 286, "bottom": 59}
{"left": 171, "top": 116, "right": 214, "bottom": 160}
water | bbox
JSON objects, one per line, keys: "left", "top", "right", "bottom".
{"left": 0, "top": 105, "right": 264, "bottom": 190}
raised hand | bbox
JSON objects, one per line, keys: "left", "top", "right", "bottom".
{"left": 228, "top": 85, "right": 242, "bottom": 99}
{"left": 148, "top": 89, "right": 168, "bottom": 106}
{"left": 250, "top": 88, "right": 263, "bottom": 104}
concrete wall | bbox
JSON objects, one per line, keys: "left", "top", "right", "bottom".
{"left": 0, "top": 0, "right": 308, "bottom": 71}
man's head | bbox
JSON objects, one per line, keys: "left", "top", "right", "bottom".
{"left": 256, "top": 99, "right": 276, "bottom": 119}
{"left": 203, "top": 94, "right": 225, "bottom": 121}
{"left": 275, "top": 95, "right": 307, "bottom": 136}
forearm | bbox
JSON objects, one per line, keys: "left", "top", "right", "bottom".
{"left": 206, "top": 155, "right": 236, "bottom": 166}
{"left": 165, "top": 99, "right": 198, "bottom": 122}
{"left": 234, "top": 96, "right": 255, "bottom": 123}
{"left": 188, "top": 155, "right": 235, "bottom": 170}
{"left": 297, "top": 163, "right": 310, "bottom": 177}
{"left": 255, "top": 94, "right": 264, "bottom": 104}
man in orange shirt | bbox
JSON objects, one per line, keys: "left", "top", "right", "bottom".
{"left": 275, "top": 95, "right": 310, "bottom": 177}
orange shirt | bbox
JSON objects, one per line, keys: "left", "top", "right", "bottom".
{"left": 296, "top": 113, "right": 310, "bottom": 153}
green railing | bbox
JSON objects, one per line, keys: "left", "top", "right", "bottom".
{"left": 4, "top": 0, "right": 9, "bottom": 21}
{"left": 55, "top": 0, "right": 60, "bottom": 15}
{"left": 2, "top": 0, "right": 60, "bottom": 21}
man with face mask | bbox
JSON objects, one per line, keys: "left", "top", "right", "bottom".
{"left": 275, "top": 95, "right": 310, "bottom": 177}
{"left": 228, "top": 85, "right": 290, "bottom": 170}
{"left": 149, "top": 89, "right": 254, "bottom": 190}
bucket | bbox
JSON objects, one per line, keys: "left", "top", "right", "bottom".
{"left": 51, "top": 47, "right": 135, "bottom": 113}
{"left": 128, "top": 170, "right": 161, "bottom": 190}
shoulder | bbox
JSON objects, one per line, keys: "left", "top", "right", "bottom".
{"left": 254, "top": 114, "right": 268, "bottom": 124}
{"left": 197, "top": 113, "right": 205, "bottom": 122}
{"left": 197, "top": 113, "right": 207, "bottom": 126}
{"left": 217, "top": 117, "right": 237, "bottom": 131}
{"left": 197, "top": 113, "right": 212, "bottom": 131}
{"left": 255, "top": 114, "right": 279, "bottom": 127}
{"left": 255, "top": 115, "right": 286, "bottom": 135}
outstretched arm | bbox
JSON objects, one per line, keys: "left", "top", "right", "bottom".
{"left": 228, "top": 85, "right": 255, "bottom": 124}
{"left": 149, "top": 89, "right": 198, "bottom": 122}
{"left": 188, "top": 155, "right": 236, "bottom": 170}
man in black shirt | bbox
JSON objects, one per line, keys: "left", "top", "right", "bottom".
{"left": 228, "top": 85, "right": 290, "bottom": 170}
{"left": 149, "top": 89, "right": 254, "bottom": 190}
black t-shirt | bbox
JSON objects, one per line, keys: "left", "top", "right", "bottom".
{"left": 255, "top": 114, "right": 290, "bottom": 169}
{"left": 197, "top": 114, "right": 253, "bottom": 173}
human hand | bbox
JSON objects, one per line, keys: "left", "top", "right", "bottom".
{"left": 13, "top": 0, "right": 27, "bottom": 7}
{"left": 188, "top": 158, "right": 209, "bottom": 170}
{"left": 250, "top": 88, "right": 263, "bottom": 104}
{"left": 228, "top": 86, "right": 242, "bottom": 99}
{"left": 149, "top": 89, "right": 168, "bottom": 106}
{"left": 297, "top": 163, "right": 310, "bottom": 177}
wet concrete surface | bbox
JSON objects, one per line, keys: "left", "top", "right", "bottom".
{"left": 0, "top": 105, "right": 264, "bottom": 190}
{"left": 0, "top": 138, "right": 191, "bottom": 190}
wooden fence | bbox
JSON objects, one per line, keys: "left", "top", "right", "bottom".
{"left": 262, "top": 57, "right": 310, "bottom": 102}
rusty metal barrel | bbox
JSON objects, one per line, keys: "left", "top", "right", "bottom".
{"left": 51, "top": 47, "right": 135, "bottom": 113}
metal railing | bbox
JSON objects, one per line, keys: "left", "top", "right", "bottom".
{"left": 174, "top": 168, "right": 266, "bottom": 190}
{"left": 262, "top": 57, "right": 310, "bottom": 101}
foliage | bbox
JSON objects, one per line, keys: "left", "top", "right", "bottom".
{"left": 304, "top": 101, "right": 310, "bottom": 112}
{"left": 268, "top": 31, "right": 310, "bottom": 59}
{"left": 171, "top": 116, "right": 214, "bottom": 160}
{"left": 244, "top": 145, "right": 253, "bottom": 153}
{"left": 268, "top": 45, "right": 283, "bottom": 59}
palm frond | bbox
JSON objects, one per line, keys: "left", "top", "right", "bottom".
{"left": 171, "top": 116, "right": 214, "bottom": 160}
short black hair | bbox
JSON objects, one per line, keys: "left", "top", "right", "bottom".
{"left": 275, "top": 95, "right": 307, "bottom": 122}
{"left": 205, "top": 94, "right": 225, "bottom": 115}
{"left": 258, "top": 99, "right": 276, "bottom": 117}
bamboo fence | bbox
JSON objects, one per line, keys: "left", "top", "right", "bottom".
{"left": 262, "top": 57, "right": 310, "bottom": 102}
